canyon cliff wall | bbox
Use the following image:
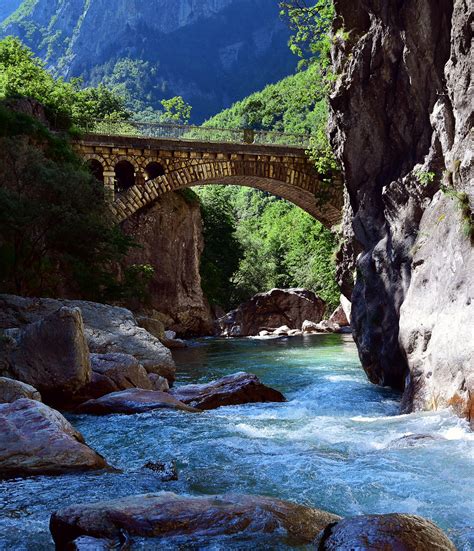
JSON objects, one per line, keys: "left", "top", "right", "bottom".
{"left": 330, "top": 0, "right": 473, "bottom": 422}
{"left": 122, "top": 191, "right": 213, "bottom": 337}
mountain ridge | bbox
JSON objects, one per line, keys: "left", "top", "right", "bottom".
{"left": 1, "top": 0, "right": 297, "bottom": 122}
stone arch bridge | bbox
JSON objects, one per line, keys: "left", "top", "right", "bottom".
{"left": 73, "top": 123, "right": 344, "bottom": 228}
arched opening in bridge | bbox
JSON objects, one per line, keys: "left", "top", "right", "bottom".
{"left": 114, "top": 160, "right": 135, "bottom": 194}
{"left": 145, "top": 161, "right": 165, "bottom": 181}
{"left": 87, "top": 159, "right": 104, "bottom": 184}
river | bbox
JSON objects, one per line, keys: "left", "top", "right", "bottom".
{"left": 0, "top": 334, "right": 473, "bottom": 549}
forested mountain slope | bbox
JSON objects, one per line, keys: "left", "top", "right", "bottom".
{"left": 0, "top": 0, "right": 297, "bottom": 122}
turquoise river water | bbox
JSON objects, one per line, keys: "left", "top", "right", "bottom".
{"left": 0, "top": 334, "right": 473, "bottom": 549}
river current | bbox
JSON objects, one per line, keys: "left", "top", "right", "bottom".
{"left": 0, "top": 334, "right": 473, "bottom": 550}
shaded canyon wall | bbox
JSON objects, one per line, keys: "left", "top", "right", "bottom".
{"left": 122, "top": 191, "right": 213, "bottom": 337}
{"left": 330, "top": 0, "right": 473, "bottom": 422}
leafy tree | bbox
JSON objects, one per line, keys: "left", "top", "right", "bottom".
{"left": 0, "top": 106, "right": 139, "bottom": 299}
{"left": 0, "top": 36, "right": 129, "bottom": 128}
{"left": 161, "top": 96, "right": 192, "bottom": 124}
{"left": 279, "top": 0, "right": 335, "bottom": 72}
{"left": 198, "top": 187, "right": 243, "bottom": 310}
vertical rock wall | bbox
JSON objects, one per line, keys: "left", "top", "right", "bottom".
{"left": 122, "top": 191, "right": 213, "bottom": 337}
{"left": 330, "top": 0, "right": 473, "bottom": 422}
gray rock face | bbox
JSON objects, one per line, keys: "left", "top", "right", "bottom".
{"left": 216, "top": 288, "right": 326, "bottom": 337}
{"left": 76, "top": 388, "right": 199, "bottom": 415}
{"left": 315, "top": 513, "right": 456, "bottom": 551}
{"left": 123, "top": 193, "right": 214, "bottom": 337}
{"left": 0, "top": 307, "right": 91, "bottom": 401}
{"left": 0, "top": 295, "right": 175, "bottom": 383}
{"left": 0, "top": 399, "right": 109, "bottom": 477}
{"left": 170, "top": 372, "right": 286, "bottom": 410}
{"left": 329, "top": 0, "right": 473, "bottom": 419}
{"left": 49, "top": 492, "right": 340, "bottom": 548}
{"left": 71, "top": 353, "right": 155, "bottom": 406}
{"left": 0, "top": 377, "right": 41, "bottom": 404}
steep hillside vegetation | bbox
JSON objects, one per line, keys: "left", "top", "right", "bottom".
{"left": 0, "top": 0, "right": 297, "bottom": 122}
{"left": 198, "top": 65, "right": 340, "bottom": 313}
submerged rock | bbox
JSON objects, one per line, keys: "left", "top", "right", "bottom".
{"left": 0, "top": 377, "right": 41, "bottom": 404}
{"left": 0, "top": 307, "right": 91, "bottom": 403}
{"left": 215, "top": 288, "right": 326, "bottom": 337}
{"left": 49, "top": 492, "right": 340, "bottom": 548}
{"left": 0, "top": 295, "right": 175, "bottom": 384}
{"left": 0, "top": 399, "right": 109, "bottom": 478}
{"left": 315, "top": 513, "right": 456, "bottom": 550}
{"left": 170, "top": 372, "right": 286, "bottom": 410}
{"left": 143, "top": 461, "right": 178, "bottom": 481}
{"left": 76, "top": 388, "right": 199, "bottom": 415}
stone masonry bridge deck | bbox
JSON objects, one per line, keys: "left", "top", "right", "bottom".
{"left": 73, "top": 124, "right": 344, "bottom": 228}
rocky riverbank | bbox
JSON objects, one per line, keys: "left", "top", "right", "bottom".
{"left": 215, "top": 288, "right": 351, "bottom": 338}
{"left": 0, "top": 293, "right": 461, "bottom": 548}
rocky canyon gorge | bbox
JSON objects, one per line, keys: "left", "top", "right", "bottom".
{"left": 329, "top": 0, "right": 473, "bottom": 423}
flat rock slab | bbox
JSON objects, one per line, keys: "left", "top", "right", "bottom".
{"left": 50, "top": 492, "right": 340, "bottom": 548}
{"left": 0, "top": 399, "right": 109, "bottom": 478}
{"left": 316, "top": 514, "right": 457, "bottom": 550}
{"left": 76, "top": 388, "right": 199, "bottom": 415}
{"left": 170, "top": 372, "right": 286, "bottom": 410}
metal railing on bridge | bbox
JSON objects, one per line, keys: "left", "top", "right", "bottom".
{"left": 80, "top": 119, "right": 311, "bottom": 148}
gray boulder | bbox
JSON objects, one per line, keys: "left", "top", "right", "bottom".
{"left": 1, "top": 307, "right": 90, "bottom": 402}
{"left": 0, "top": 399, "right": 109, "bottom": 478}
{"left": 215, "top": 288, "right": 326, "bottom": 337}
{"left": 0, "top": 377, "right": 41, "bottom": 404}
{"left": 170, "top": 372, "right": 285, "bottom": 410}
{"left": 0, "top": 295, "right": 175, "bottom": 383}
{"left": 71, "top": 353, "right": 155, "bottom": 407}
{"left": 50, "top": 492, "right": 340, "bottom": 549}
{"left": 315, "top": 513, "right": 456, "bottom": 550}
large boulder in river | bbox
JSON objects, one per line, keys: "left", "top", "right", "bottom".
{"left": 0, "top": 399, "right": 109, "bottom": 478}
{"left": 0, "top": 377, "right": 41, "bottom": 404}
{"left": 70, "top": 353, "right": 154, "bottom": 407}
{"left": 170, "top": 372, "right": 286, "bottom": 410}
{"left": 76, "top": 388, "right": 199, "bottom": 415}
{"left": 0, "top": 307, "right": 91, "bottom": 402}
{"left": 315, "top": 513, "right": 456, "bottom": 550}
{"left": 50, "top": 492, "right": 340, "bottom": 548}
{"left": 0, "top": 295, "right": 175, "bottom": 383}
{"left": 216, "top": 288, "right": 326, "bottom": 337}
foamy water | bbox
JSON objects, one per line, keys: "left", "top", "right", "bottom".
{"left": 0, "top": 334, "right": 472, "bottom": 549}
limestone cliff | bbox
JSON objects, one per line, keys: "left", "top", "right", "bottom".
{"left": 330, "top": 0, "right": 473, "bottom": 422}
{"left": 122, "top": 191, "right": 213, "bottom": 337}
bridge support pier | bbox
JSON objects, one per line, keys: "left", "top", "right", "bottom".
{"left": 103, "top": 171, "right": 115, "bottom": 202}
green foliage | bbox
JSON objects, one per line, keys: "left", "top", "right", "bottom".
{"left": 196, "top": 186, "right": 340, "bottom": 312}
{"left": 0, "top": 36, "right": 129, "bottom": 128}
{"left": 198, "top": 187, "right": 243, "bottom": 309}
{"left": 441, "top": 187, "right": 474, "bottom": 241}
{"left": 279, "top": 0, "right": 335, "bottom": 72}
{"left": 161, "top": 96, "right": 192, "bottom": 124}
{"left": 0, "top": 39, "right": 153, "bottom": 302}
{"left": 414, "top": 170, "right": 436, "bottom": 185}
{"left": 204, "top": 64, "right": 324, "bottom": 134}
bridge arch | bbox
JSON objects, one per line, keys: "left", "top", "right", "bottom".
{"left": 110, "top": 158, "right": 342, "bottom": 228}
{"left": 114, "top": 159, "right": 136, "bottom": 194}
{"left": 73, "top": 134, "right": 343, "bottom": 228}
